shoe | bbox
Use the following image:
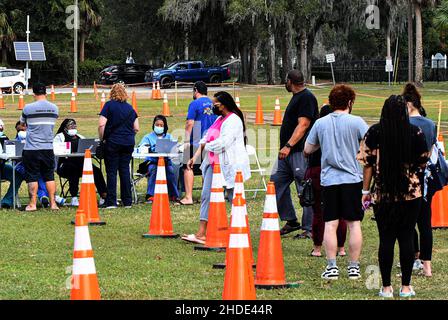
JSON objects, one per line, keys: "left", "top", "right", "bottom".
{"left": 1, "top": 203, "right": 11, "bottom": 209}
{"left": 347, "top": 265, "right": 361, "bottom": 280}
{"left": 105, "top": 206, "right": 118, "bottom": 210}
{"left": 321, "top": 265, "right": 339, "bottom": 280}
{"left": 413, "top": 259, "right": 423, "bottom": 271}
{"left": 379, "top": 287, "right": 394, "bottom": 298}
{"left": 55, "top": 196, "right": 66, "bottom": 206}
{"left": 280, "top": 222, "right": 301, "bottom": 236}
{"left": 99, "top": 198, "right": 105, "bottom": 206}
{"left": 71, "top": 197, "right": 79, "bottom": 207}
{"left": 124, "top": 204, "right": 132, "bottom": 209}
{"left": 145, "top": 195, "right": 154, "bottom": 204}
{"left": 40, "top": 196, "right": 50, "bottom": 208}
{"left": 399, "top": 287, "right": 416, "bottom": 298}
{"left": 294, "top": 231, "right": 312, "bottom": 239}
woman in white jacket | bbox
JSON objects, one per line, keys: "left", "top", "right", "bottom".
{"left": 181, "top": 91, "right": 251, "bottom": 244}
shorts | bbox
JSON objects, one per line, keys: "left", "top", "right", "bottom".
{"left": 22, "top": 150, "right": 55, "bottom": 183}
{"left": 321, "top": 182, "right": 364, "bottom": 222}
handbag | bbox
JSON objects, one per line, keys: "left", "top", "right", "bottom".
{"left": 298, "top": 178, "right": 315, "bottom": 207}
{"left": 96, "top": 109, "right": 135, "bottom": 160}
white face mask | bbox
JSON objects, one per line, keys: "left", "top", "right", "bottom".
{"left": 67, "top": 129, "right": 78, "bottom": 137}
{"left": 18, "top": 131, "right": 27, "bottom": 140}
{"left": 154, "top": 126, "right": 164, "bottom": 135}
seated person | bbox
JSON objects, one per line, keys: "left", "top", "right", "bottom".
{"left": 0, "top": 119, "right": 24, "bottom": 209}
{"left": 138, "top": 115, "right": 179, "bottom": 203}
{"left": 54, "top": 119, "right": 107, "bottom": 206}
{"left": 15, "top": 122, "right": 66, "bottom": 207}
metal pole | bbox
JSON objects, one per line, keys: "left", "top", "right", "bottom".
{"left": 25, "top": 15, "right": 30, "bottom": 94}
{"left": 175, "top": 81, "right": 178, "bottom": 107}
{"left": 74, "top": 0, "right": 78, "bottom": 87}
{"left": 330, "top": 62, "right": 336, "bottom": 85}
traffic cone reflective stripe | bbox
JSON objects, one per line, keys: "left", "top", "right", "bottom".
{"left": 162, "top": 92, "right": 171, "bottom": 117}
{"left": 70, "top": 92, "right": 78, "bottom": 113}
{"left": 255, "top": 95, "right": 264, "bottom": 125}
{"left": 143, "top": 157, "right": 178, "bottom": 238}
{"left": 272, "top": 97, "right": 282, "bottom": 126}
{"left": 70, "top": 210, "right": 101, "bottom": 300}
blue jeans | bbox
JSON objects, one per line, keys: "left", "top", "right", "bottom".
{"left": 1, "top": 164, "right": 24, "bottom": 207}
{"left": 147, "top": 160, "right": 179, "bottom": 198}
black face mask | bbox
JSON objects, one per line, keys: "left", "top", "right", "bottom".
{"left": 212, "top": 105, "right": 222, "bottom": 116}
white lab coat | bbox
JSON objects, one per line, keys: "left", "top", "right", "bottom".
{"left": 200, "top": 113, "right": 251, "bottom": 188}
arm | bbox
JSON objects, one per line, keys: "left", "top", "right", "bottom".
{"left": 205, "top": 116, "right": 240, "bottom": 153}
{"left": 133, "top": 117, "right": 140, "bottom": 134}
{"left": 184, "top": 120, "right": 194, "bottom": 144}
{"left": 98, "top": 116, "right": 107, "bottom": 141}
{"left": 304, "top": 142, "right": 320, "bottom": 157}
{"left": 279, "top": 117, "right": 311, "bottom": 160}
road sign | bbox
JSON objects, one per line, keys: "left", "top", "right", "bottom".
{"left": 326, "top": 53, "right": 335, "bottom": 64}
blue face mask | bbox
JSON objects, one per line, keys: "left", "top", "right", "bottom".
{"left": 154, "top": 126, "right": 164, "bottom": 135}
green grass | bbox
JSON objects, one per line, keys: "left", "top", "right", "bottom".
{"left": 0, "top": 83, "right": 448, "bottom": 300}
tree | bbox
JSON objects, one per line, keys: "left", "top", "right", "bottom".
{"left": 0, "top": 2, "right": 21, "bottom": 65}
{"left": 78, "top": 0, "right": 103, "bottom": 62}
{"left": 434, "top": 0, "right": 448, "bottom": 32}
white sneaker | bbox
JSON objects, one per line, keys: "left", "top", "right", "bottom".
{"left": 99, "top": 198, "right": 105, "bottom": 206}
{"left": 55, "top": 196, "right": 66, "bottom": 206}
{"left": 71, "top": 197, "right": 79, "bottom": 207}
{"left": 321, "top": 265, "right": 339, "bottom": 280}
{"left": 413, "top": 259, "right": 424, "bottom": 271}
{"left": 379, "top": 287, "right": 394, "bottom": 298}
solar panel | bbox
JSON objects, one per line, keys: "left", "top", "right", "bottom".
{"left": 14, "top": 42, "right": 46, "bottom": 61}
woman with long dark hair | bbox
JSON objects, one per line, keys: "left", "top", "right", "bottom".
{"left": 358, "top": 95, "right": 430, "bottom": 298}
{"left": 181, "top": 91, "right": 251, "bottom": 244}
{"left": 403, "top": 83, "right": 436, "bottom": 277}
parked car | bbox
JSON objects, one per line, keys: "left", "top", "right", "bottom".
{"left": 0, "top": 68, "right": 26, "bottom": 93}
{"left": 145, "top": 61, "right": 231, "bottom": 88}
{"left": 99, "top": 64, "right": 152, "bottom": 85}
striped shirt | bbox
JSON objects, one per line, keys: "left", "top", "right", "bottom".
{"left": 20, "top": 100, "right": 59, "bottom": 151}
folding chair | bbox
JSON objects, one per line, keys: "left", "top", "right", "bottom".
{"left": 245, "top": 144, "right": 267, "bottom": 199}
{"left": 59, "top": 176, "right": 70, "bottom": 199}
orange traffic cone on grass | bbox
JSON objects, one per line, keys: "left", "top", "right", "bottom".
{"left": 155, "top": 82, "right": 162, "bottom": 100}
{"left": 162, "top": 92, "right": 171, "bottom": 117}
{"left": 272, "top": 97, "right": 282, "bottom": 126}
{"left": 255, "top": 182, "right": 299, "bottom": 289}
{"left": 195, "top": 163, "right": 229, "bottom": 251}
{"left": 431, "top": 186, "right": 448, "bottom": 228}
{"left": 18, "top": 93, "right": 24, "bottom": 110}
{"left": 72, "top": 149, "right": 105, "bottom": 226}
{"left": 132, "top": 91, "right": 138, "bottom": 114}
{"left": 222, "top": 192, "right": 256, "bottom": 300}
{"left": 151, "top": 82, "right": 156, "bottom": 100}
{"left": 143, "top": 157, "right": 179, "bottom": 238}
{"left": 50, "top": 85, "right": 56, "bottom": 101}
{"left": 255, "top": 95, "right": 264, "bottom": 125}
{"left": 70, "top": 92, "right": 78, "bottom": 113}
{"left": 0, "top": 91, "right": 4, "bottom": 109}
{"left": 100, "top": 91, "right": 106, "bottom": 112}
{"left": 70, "top": 209, "right": 101, "bottom": 300}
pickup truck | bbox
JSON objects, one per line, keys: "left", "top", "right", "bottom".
{"left": 145, "top": 61, "right": 231, "bottom": 88}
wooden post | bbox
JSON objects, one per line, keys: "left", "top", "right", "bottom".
{"left": 437, "top": 101, "right": 443, "bottom": 137}
{"left": 175, "top": 81, "right": 178, "bottom": 107}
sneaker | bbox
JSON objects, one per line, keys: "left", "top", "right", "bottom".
{"left": 321, "top": 265, "right": 339, "bottom": 280}
{"left": 105, "top": 206, "right": 118, "bottom": 210}
{"left": 399, "top": 287, "right": 416, "bottom": 298}
{"left": 413, "top": 259, "right": 424, "bottom": 271}
{"left": 40, "top": 196, "right": 50, "bottom": 208}
{"left": 347, "top": 265, "right": 361, "bottom": 280}
{"left": 71, "top": 197, "right": 79, "bottom": 207}
{"left": 99, "top": 198, "right": 105, "bottom": 206}
{"left": 124, "top": 205, "right": 132, "bottom": 209}
{"left": 379, "top": 287, "right": 394, "bottom": 298}
{"left": 146, "top": 195, "right": 154, "bottom": 204}
{"left": 55, "top": 196, "right": 66, "bottom": 206}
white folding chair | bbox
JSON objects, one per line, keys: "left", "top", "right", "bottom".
{"left": 245, "top": 144, "right": 267, "bottom": 199}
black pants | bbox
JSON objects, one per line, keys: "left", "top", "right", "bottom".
{"left": 57, "top": 159, "right": 107, "bottom": 198}
{"left": 104, "top": 142, "right": 133, "bottom": 207}
{"left": 375, "top": 198, "right": 421, "bottom": 287}
{"left": 414, "top": 195, "right": 433, "bottom": 261}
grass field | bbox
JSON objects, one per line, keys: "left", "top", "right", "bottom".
{"left": 0, "top": 82, "right": 447, "bottom": 300}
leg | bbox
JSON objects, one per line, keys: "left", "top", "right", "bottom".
{"left": 118, "top": 146, "right": 133, "bottom": 207}
{"left": 104, "top": 143, "right": 120, "bottom": 207}
{"left": 166, "top": 163, "right": 180, "bottom": 199}
{"left": 146, "top": 164, "right": 157, "bottom": 197}
{"left": 337, "top": 219, "right": 348, "bottom": 255}
{"left": 270, "top": 158, "right": 295, "bottom": 222}
{"left": 92, "top": 165, "right": 107, "bottom": 199}
{"left": 301, "top": 207, "right": 313, "bottom": 232}
{"left": 45, "top": 180, "right": 58, "bottom": 209}
{"left": 309, "top": 167, "right": 324, "bottom": 253}
{"left": 180, "top": 167, "right": 194, "bottom": 204}
{"left": 1, "top": 165, "right": 24, "bottom": 207}
{"left": 197, "top": 164, "right": 213, "bottom": 238}
{"left": 417, "top": 197, "right": 433, "bottom": 276}
{"left": 346, "top": 220, "right": 362, "bottom": 263}
{"left": 27, "top": 182, "right": 38, "bottom": 210}
{"left": 323, "top": 220, "right": 339, "bottom": 261}
{"left": 37, "top": 178, "right": 48, "bottom": 199}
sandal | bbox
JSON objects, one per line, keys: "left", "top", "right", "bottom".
{"left": 181, "top": 234, "right": 205, "bottom": 245}
{"left": 294, "top": 231, "right": 312, "bottom": 239}
{"left": 279, "top": 222, "right": 301, "bottom": 236}
{"left": 310, "top": 249, "right": 322, "bottom": 257}
{"left": 175, "top": 199, "right": 194, "bottom": 206}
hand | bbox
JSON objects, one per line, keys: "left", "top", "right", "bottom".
{"left": 187, "top": 158, "right": 195, "bottom": 170}
{"left": 362, "top": 194, "right": 372, "bottom": 209}
{"left": 279, "top": 147, "right": 291, "bottom": 160}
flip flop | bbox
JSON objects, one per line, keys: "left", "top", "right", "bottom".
{"left": 310, "top": 249, "right": 322, "bottom": 258}
{"left": 174, "top": 200, "right": 194, "bottom": 206}
{"left": 181, "top": 234, "right": 205, "bottom": 245}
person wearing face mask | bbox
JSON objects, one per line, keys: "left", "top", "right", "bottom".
{"left": 0, "top": 120, "right": 25, "bottom": 209}
{"left": 181, "top": 91, "right": 250, "bottom": 245}
{"left": 138, "top": 115, "right": 179, "bottom": 203}
{"left": 54, "top": 119, "right": 107, "bottom": 206}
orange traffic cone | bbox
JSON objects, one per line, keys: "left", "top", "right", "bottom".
{"left": 100, "top": 91, "right": 106, "bottom": 113}
{"left": 255, "top": 95, "right": 264, "bottom": 125}
{"left": 93, "top": 81, "right": 98, "bottom": 100}
{"left": 73, "top": 82, "right": 78, "bottom": 96}
{"left": 195, "top": 162, "right": 229, "bottom": 252}
{"left": 143, "top": 157, "right": 179, "bottom": 238}
{"left": 437, "top": 134, "right": 445, "bottom": 156}
{"left": 235, "top": 96, "right": 241, "bottom": 109}
{"left": 272, "top": 97, "right": 282, "bottom": 126}
{"left": 151, "top": 82, "right": 156, "bottom": 100}
{"left": 70, "top": 209, "right": 101, "bottom": 300}
{"left": 431, "top": 186, "right": 448, "bottom": 228}
{"left": 71, "top": 149, "right": 105, "bottom": 226}
{"left": 18, "top": 93, "right": 25, "bottom": 110}
{"left": 50, "top": 85, "right": 56, "bottom": 101}
{"left": 0, "top": 91, "right": 4, "bottom": 109}
{"left": 70, "top": 92, "right": 77, "bottom": 113}
{"left": 255, "top": 182, "right": 299, "bottom": 289}
{"left": 222, "top": 192, "right": 256, "bottom": 300}
{"left": 132, "top": 91, "right": 138, "bottom": 114}
{"left": 155, "top": 82, "right": 162, "bottom": 100}
{"left": 162, "top": 92, "right": 171, "bottom": 117}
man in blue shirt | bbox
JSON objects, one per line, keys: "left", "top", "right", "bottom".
{"left": 178, "top": 81, "right": 216, "bottom": 205}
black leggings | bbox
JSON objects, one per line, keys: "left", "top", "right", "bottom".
{"left": 375, "top": 198, "right": 421, "bottom": 287}
{"left": 413, "top": 196, "right": 433, "bottom": 261}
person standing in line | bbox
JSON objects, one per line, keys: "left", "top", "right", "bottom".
{"left": 305, "top": 84, "right": 368, "bottom": 280}
{"left": 98, "top": 84, "right": 139, "bottom": 209}
{"left": 271, "top": 70, "right": 319, "bottom": 236}
{"left": 19, "top": 83, "right": 59, "bottom": 211}
{"left": 358, "top": 95, "right": 429, "bottom": 298}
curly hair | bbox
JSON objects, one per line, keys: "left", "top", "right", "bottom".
{"left": 329, "top": 84, "right": 356, "bottom": 111}
{"left": 109, "top": 83, "right": 128, "bottom": 102}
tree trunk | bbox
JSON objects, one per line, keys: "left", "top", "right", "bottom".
{"left": 184, "top": 27, "right": 190, "bottom": 61}
{"left": 79, "top": 32, "right": 86, "bottom": 63}
{"left": 266, "top": 23, "right": 276, "bottom": 85}
{"left": 1, "top": 45, "right": 8, "bottom": 65}
{"left": 298, "top": 30, "right": 308, "bottom": 81}
{"left": 239, "top": 44, "right": 249, "bottom": 83}
{"left": 386, "top": 25, "right": 391, "bottom": 59}
{"left": 414, "top": 1, "right": 423, "bottom": 87}
{"left": 408, "top": 1, "right": 414, "bottom": 83}
{"left": 280, "top": 26, "right": 293, "bottom": 84}
{"left": 306, "top": 31, "right": 317, "bottom": 83}
{"left": 249, "top": 41, "right": 258, "bottom": 85}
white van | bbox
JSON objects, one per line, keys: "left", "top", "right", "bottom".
{"left": 0, "top": 68, "right": 26, "bottom": 93}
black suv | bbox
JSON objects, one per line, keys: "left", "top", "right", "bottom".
{"left": 99, "top": 64, "right": 152, "bottom": 85}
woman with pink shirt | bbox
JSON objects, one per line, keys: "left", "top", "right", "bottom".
{"left": 181, "top": 91, "right": 251, "bottom": 245}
